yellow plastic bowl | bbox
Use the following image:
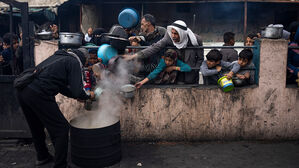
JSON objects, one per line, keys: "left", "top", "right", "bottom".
{"left": 217, "top": 76, "right": 234, "bottom": 92}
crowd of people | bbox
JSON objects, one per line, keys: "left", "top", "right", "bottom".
{"left": 10, "top": 13, "right": 299, "bottom": 168}
{"left": 78, "top": 14, "right": 257, "bottom": 92}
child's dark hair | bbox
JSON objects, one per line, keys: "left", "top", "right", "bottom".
{"left": 239, "top": 49, "right": 253, "bottom": 61}
{"left": 88, "top": 49, "right": 97, "bottom": 55}
{"left": 247, "top": 33, "right": 258, "bottom": 39}
{"left": 3, "top": 33, "right": 18, "bottom": 45}
{"left": 164, "top": 49, "right": 178, "bottom": 61}
{"left": 223, "top": 32, "right": 235, "bottom": 44}
{"left": 206, "top": 49, "right": 222, "bottom": 62}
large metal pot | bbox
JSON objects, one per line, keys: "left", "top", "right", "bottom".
{"left": 261, "top": 26, "right": 283, "bottom": 39}
{"left": 59, "top": 32, "right": 83, "bottom": 46}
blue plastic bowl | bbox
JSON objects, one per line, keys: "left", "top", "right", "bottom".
{"left": 97, "top": 44, "right": 117, "bottom": 65}
{"left": 118, "top": 8, "right": 139, "bottom": 28}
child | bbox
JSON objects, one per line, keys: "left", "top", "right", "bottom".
{"left": 220, "top": 32, "right": 238, "bottom": 62}
{"left": 245, "top": 33, "right": 258, "bottom": 46}
{"left": 232, "top": 49, "right": 255, "bottom": 86}
{"left": 135, "top": 49, "right": 191, "bottom": 88}
{"left": 200, "top": 49, "right": 240, "bottom": 85}
{"left": 84, "top": 49, "right": 99, "bottom": 91}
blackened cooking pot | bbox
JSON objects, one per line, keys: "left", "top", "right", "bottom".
{"left": 107, "top": 35, "right": 130, "bottom": 52}
{"left": 70, "top": 118, "right": 121, "bottom": 168}
{"left": 59, "top": 32, "right": 83, "bottom": 46}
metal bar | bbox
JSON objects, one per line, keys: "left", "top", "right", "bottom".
{"left": 244, "top": 0, "right": 247, "bottom": 45}
{"left": 81, "top": 45, "right": 257, "bottom": 49}
{"left": 9, "top": 4, "right": 15, "bottom": 74}
{"left": 101, "top": 0, "right": 299, "bottom": 4}
{"left": 191, "top": 67, "right": 255, "bottom": 70}
{"left": 288, "top": 46, "right": 299, "bottom": 49}
{"left": 20, "top": 2, "right": 31, "bottom": 69}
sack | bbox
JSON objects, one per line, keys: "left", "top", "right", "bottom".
{"left": 13, "top": 67, "right": 37, "bottom": 90}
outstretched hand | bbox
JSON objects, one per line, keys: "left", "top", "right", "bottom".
{"left": 226, "top": 71, "right": 234, "bottom": 80}
{"left": 135, "top": 82, "right": 143, "bottom": 89}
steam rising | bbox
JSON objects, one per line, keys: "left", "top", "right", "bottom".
{"left": 71, "top": 58, "right": 134, "bottom": 129}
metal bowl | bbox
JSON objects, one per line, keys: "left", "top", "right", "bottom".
{"left": 120, "top": 84, "right": 136, "bottom": 98}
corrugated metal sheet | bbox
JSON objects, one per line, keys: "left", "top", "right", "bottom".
{"left": 0, "top": 0, "right": 69, "bottom": 8}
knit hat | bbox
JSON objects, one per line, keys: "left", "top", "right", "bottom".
{"left": 72, "top": 48, "right": 89, "bottom": 65}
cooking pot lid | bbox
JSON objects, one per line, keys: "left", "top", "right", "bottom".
{"left": 37, "top": 30, "right": 52, "bottom": 35}
{"left": 106, "top": 35, "right": 129, "bottom": 42}
{"left": 59, "top": 32, "right": 82, "bottom": 36}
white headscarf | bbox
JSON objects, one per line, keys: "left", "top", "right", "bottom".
{"left": 167, "top": 20, "right": 199, "bottom": 49}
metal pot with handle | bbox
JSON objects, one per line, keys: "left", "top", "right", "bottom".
{"left": 59, "top": 32, "right": 83, "bottom": 46}
{"left": 120, "top": 84, "right": 136, "bottom": 99}
{"left": 261, "top": 24, "right": 283, "bottom": 39}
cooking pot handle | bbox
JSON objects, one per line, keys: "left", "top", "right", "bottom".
{"left": 64, "top": 35, "right": 74, "bottom": 38}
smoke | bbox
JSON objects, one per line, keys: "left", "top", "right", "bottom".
{"left": 72, "top": 57, "right": 135, "bottom": 129}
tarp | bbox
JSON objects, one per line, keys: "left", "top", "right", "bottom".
{"left": 0, "top": 0, "right": 69, "bottom": 8}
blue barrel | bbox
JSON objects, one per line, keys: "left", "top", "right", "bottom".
{"left": 118, "top": 8, "right": 139, "bottom": 28}
{"left": 97, "top": 44, "right": 117, "bottom": 65}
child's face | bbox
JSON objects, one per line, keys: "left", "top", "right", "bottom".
{"left": 89, "top": 53, "right": 98, "bottom": 65}
{"left": 245, "top": 37, "right": 254, "bottom": 46}
{"left": 164, "top": 57, "right": 174, "bottom": 66}
{"left": 131, "top": 41, "right": 139, "bottom": 46}
{"left": 238, "top": 58, "right": 249, "bottom": 67}
{"left": 206, "top": 60, "right": 220, "bottom": 68}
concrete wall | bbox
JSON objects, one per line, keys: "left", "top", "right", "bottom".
{"left": 34, "top": 39, "right": 299, "bottom": 141}
{"left": 120, "top": 39, "right": 299, "bottom": 141}
{"left": 81, "top": 4, "right": 102, "bottom": 34}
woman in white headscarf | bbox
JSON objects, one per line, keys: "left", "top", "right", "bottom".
{"left": 123, "top": 20, "right": 203, "bottom": 84}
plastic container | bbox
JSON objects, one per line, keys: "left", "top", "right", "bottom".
{"left": 217, "top": 76, "right": 234, "bottom": 92}
{"left": 97, "top": 44, "right": 117, "bottom": 65}
{"left": 118, "top": 8, "right": 139, "bottom": 28}
{"left": 198, "top": 71, "right": 204, "bottom": 85}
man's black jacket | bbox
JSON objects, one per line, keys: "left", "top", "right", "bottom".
{"left": 28, "top": 50, "right": 89, "bottom": 100}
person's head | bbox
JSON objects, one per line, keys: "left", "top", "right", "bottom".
{"left": 3, "top": 33, "right": 19, "bottom": 50}
{"left": 130, "top": 37, "right": 140, "bottom": 46}
{"left": 88, "top": 49, "right": 98, "bottom": 65}
{"left": 223, "top": 32, "right": 235, "bottom": 46}
{"left": 245, "top": 33, "right": 258, "bottom": 46}
{"left": 87, "top": 27, "right": 93, "bottom": 36}
{"left": 171, "top": 28, "right": 180, "bottom": 43}
{"left": 141, "top": 14, "right": 156, "bottom": 34}
{"left": 206, "top": 49, "right": 222, "bottom": 68}
{"left": 238, "top": 49, "right": 253, "bottom": 67}
{"left": 163, "top": 49, "right": 178, "bottom": 66}
{"left": 167, "top": 20, "right": 192, "bottom": 49}
{"left": 287, "top": 21, "right": 299, "bottom": 43}
{"left": 71, "top": 48, "right": 89, "bottom": 65}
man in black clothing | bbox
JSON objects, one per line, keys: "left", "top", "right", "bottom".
{"left": 17, "top": 48, "right": 94, "bottom": 168}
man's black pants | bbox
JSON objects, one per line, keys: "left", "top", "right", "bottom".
{"left": 17, "top": 87, "right": 69, "bottom": 168}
